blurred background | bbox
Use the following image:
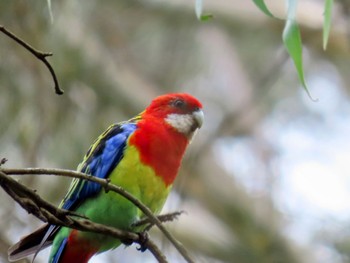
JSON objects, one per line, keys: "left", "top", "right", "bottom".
{"left": 1, "top": 0, "right": 350, "bottom": 262}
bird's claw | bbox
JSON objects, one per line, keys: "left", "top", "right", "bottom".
{"left": 136, "top": 231, "right": 149, "bottom": 252}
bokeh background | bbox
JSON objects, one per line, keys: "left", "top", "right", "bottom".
{"left": 1, "top": 1, "right": 350, "bottom": 262}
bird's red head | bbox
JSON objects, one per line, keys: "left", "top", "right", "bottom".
{"left": 132, "top": 93, "right": 204, "bottom": 186}
{"left": 143, "top": 93, "right": 204, "bottom": 138}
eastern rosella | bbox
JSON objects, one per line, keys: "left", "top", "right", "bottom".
{"left": 8, "top": 93, "right": 203, "bottom": 263}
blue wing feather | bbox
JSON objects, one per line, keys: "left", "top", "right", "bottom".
{"left": 60, "top": 122, "right": 137, "bottom": 211}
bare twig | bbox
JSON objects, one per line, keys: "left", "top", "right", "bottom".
{"left": 0, "top": 25, "right": 64, "bottom": 95}
{"left": 1, "top": 168, "right": 195, "bottom": 263}
{"left": 133, "top": 211, "right": 185, "bottom": 231}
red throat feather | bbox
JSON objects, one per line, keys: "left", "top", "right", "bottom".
{"left": 129, "top": 116, "right": 189, "bottom": 186}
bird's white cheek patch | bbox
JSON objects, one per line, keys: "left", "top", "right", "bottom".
{"left": 165, "top": 113, "right": 194, "bottom": 135}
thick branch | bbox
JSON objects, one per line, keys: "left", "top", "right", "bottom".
{"left": 1, "top": 168, "right": 195, "bottom": 263}
{"left": 0, "top": 25, "right": 64, "bottom": 95}
{"left": 0, "top": 170, "right": 168, "bottom": 263}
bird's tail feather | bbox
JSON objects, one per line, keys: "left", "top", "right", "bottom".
{"left": 8, "top": 224, "right": 53, "bottom": 262}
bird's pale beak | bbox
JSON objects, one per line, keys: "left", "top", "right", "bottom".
{"left": 193, "top": 109, "right": 204, "bottom": 129}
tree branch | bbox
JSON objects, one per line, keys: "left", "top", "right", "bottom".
{"left": 1, "top": 168, "right": 195, "bottom": 263}
{"left": 0, "top": 170, "right": 168, "bottom": 262}
{"left": 0, "top": 25, "right": 64, "bottom": 95}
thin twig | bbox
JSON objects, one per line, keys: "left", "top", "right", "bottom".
{"left": 133, "top": 211, "right": 185, "bottom": 231}
{"left": 0, "top": 25, "right": 64, "bottom": 95}
{"left": 1, "top": 168, "right": 195, "bottom": 263}
{"left": 0, "top": 170, "right": 168, "bottom": 263}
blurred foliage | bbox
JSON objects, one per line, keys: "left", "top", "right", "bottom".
{"left": 1, "top": 1, "right": 350, "bottom": 263}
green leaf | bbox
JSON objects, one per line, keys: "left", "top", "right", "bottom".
{"left": 252, "top": 0, "right": 274, "bottom": 18}
{"left": 323, "top": 0, "right": 333, "bottom": 50}
{"left": 195, "top": 0, "right": 213, "bottom": 22}
{"left": 283, "top": 0, "right": 314, "bottom": 99}
{"left": 200, "top": 14, "right": 214, "bottom": 21}
{"left": 283, "top": 19, "right": 314, "bottom": 99}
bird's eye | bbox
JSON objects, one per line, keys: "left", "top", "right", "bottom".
{"left": 172, "top": 99, "right": 185, "bottom": 108}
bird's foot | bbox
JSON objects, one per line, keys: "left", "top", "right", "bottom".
{"left": 136, "top": 231, "right": 149, "bottom": 252}
{"left": 121, "top": 237, "right": 133, "bottom": 246}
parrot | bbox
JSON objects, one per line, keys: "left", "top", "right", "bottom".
{"left": 8, "top": 93, "right": 203, "bottom": 263}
